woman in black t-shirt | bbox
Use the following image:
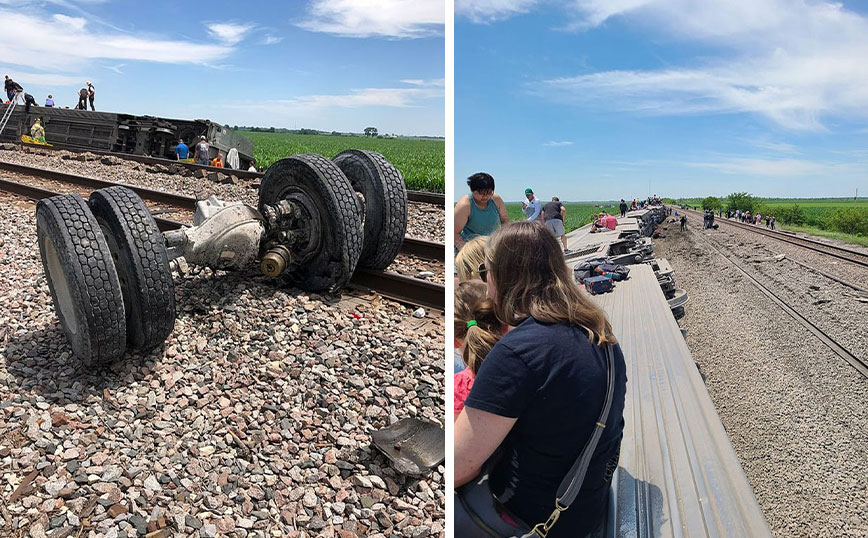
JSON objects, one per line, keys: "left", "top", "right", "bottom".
{"left": 454, "top": 221, "right": 627, "bottom": 538}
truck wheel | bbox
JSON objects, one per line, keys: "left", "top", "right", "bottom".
{"left": 259, "top": 154, "right": 362, "bottom": 291}
{"left": 333, "top": 150, "right": 407, "bottom": 270}
{"left": 89, "top": 186, "right": 176, "bottom": 350}
{"left": 36, "top": 194, "right": 126, "bottom": 365}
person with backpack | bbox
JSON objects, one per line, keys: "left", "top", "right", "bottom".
{"left": 455, "top": 221, "right": 627, "bottom": 538}
{"left": 619, "top": 198, "right": 628, "bottom": 217}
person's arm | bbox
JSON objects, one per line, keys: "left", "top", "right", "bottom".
{"left": 560, "top": 204, "right": 567, "bottom": 220}
{"left": 492, "top": 194, "right": 510, "bottom": 225}
{"left": 454, "top": 196, "right": 471, "bottom": 251}
{"left": 529, "top": 200, "right": 542, "bottom": 220}
{"left": 454, "top": 407, "right": 517, "bottom": 487}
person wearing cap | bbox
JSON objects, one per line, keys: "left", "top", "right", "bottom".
{"left": 45, "top": 95, "right": 54, "bottom": 107}
{"left": 521, "top": 187, "right": 542, "bottom": 221}
{"left": 193, "top": 135, "right": 211, "bottom": 166}
{"left": 86, "top": 81, "right": 95, "bottom": 111}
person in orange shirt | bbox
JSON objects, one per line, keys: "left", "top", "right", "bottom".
{"left": 210, "top": 152, "right": 224, "bottom": 168}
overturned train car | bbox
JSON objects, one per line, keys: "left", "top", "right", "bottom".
{"left": 0, "top": 107, "right": 254, "bottom": 169}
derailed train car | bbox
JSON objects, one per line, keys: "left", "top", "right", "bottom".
{"left": 0, "top": 106, "right": 254, "bottom": 169}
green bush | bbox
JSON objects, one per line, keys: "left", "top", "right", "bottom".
{"left": 776, "top": 204, "right": 807, "bottom": 226}
{"left": 822, "top": 207, "right": 868, "bottom": 236}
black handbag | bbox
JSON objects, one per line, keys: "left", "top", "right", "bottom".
{"left": 455, "top": 345, "right": 617, "bottom": 538}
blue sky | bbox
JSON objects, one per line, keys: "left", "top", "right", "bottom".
{"left": 455, "top": 0, "right": 868, "bottom": 201}
{"left": 0, "top": 0, "right": 444, "bottom": 136}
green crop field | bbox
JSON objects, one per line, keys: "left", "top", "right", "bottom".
{"left": 240, "top": 131, "right": 445, "bottom": 193}
{"left": 505, "top": 202, "right": 617, "bottom": 233}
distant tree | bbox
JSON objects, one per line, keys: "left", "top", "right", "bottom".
{"left": 269, "top": 126, "right": 275, "bottom": 133}
{"left": 233, "top": 125, "right": 238, "bottom": 130}
{"left": 702, "top": 196, "right": 723, "bottom": 210}
{"left": 823, "top": 207, "right": 868, "bottom": 235}
{"left": 364, "top": 127, "right": 378, "bottom": 137}
{"left": 726, "top": 192, "right": 755, "bottom": 212}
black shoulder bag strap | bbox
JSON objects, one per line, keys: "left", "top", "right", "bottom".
{"left": 518, "top": 344, "right": 617, "bottom": 538}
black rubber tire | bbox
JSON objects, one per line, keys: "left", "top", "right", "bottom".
{"left": 259, "top": 154, "right": 362, "bottom": 291}
{"left": 36, "top": 193, "right": 126, "bottom": 365}
{"left": 332, "top": 150, "right": 407, "bottom": 270}
{"left": 89, "top": 186, "right": 176, "bottom": 350}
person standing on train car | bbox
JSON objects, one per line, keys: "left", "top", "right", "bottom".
{"left": 86, "top": 81, "right": 95, "bottom": 111}
{"left": 521, "top": 187, "right": 542, "bottom": 221}
{"left": 76, "top": 87, "right": 88, "bottom": 110}
{"left": 45, "top": 94, "right": 54, "bottom": 107}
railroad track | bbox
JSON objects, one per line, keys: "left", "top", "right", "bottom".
{"left": 6, "top": 142, "right": 445, "bottom": 206}
{"left": 685, "top": 209, "right": 868, "bottom": 268}
{"left": 691, "top": 229, "right": 868, "bottom": 379}
{"left": 0, "top": 176, "right": 444, "bottom": 311}
{"left": 0, "top": 160, "right": 444, "bottom": 262}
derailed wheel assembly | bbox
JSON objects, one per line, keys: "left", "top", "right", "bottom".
{"left": 38, "top": 151, "right": 408, "bottom": 365}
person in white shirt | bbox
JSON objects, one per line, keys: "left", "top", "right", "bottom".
{"left": 522, "top": 187, "right": 542, "bottom": 221}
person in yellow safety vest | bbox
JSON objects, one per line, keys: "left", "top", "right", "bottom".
{"left": 210, "top": 152, "right": 224, "bottom": 168}
{"left": 30, "top": 119, "right": 45, "bottom": 143}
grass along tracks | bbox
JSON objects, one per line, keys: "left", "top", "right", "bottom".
{"left": 242, "top": 132, "right": 444, "bottom": 193}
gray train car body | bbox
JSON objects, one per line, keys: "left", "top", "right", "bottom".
{"left": 1, "top": 106, "right": 254, "bottom": 169}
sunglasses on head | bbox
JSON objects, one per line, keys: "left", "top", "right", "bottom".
{"left": 477, "top": 262, "right": 488, "bottom": 282}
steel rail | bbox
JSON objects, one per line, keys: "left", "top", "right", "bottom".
{"left": 693, "top": 229, "right": 868, "bottom": 379}
{"left": 0, "top": 177, "right": 444, "bottom": 310}
{"left": 8, "top": 141, "right": 445, "bottom": 206}
{"left": 686, "top": 209, "right": 868, "bottom": 268}
{"left": 0, "top": 160, "right": 444, "bottom": 262}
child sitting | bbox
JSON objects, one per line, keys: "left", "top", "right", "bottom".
{"left": 453, "top": 280, "right": 504, "bottom": 420}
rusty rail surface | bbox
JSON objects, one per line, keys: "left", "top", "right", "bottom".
{"left": 0, "top": 160, "right": 444, "bottom": 262}
{"left": 6, "top": 142, "right": 445, "bottom": 206}
{"left": 0, "top": 177, "right": 444, "bottom": 310}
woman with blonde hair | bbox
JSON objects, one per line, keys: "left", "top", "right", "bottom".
{"left": 455, "top": 220, "right": 627, "bottom": 538}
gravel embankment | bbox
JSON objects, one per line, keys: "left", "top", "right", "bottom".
{"left": 653, "top": 221, "right": 868, "bottom": 538}
{"left": 0, "top": 192, "right": 445, "bottom": 538}
{"left": 0, "top": 147, "right": 445, "bottom": 244}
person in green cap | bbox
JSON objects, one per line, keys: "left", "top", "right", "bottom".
{"left": 522, "top": 187, "right": 542, "bottom": 221}
{"left": 454, "top": 172, "right": 509, "bottom": 251}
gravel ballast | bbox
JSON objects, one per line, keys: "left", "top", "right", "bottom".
{"left": 653, "top": 221, "right": 868, "bottom": 538}
{"left": 0, "top": 192, "right": 445, "bottom": 537}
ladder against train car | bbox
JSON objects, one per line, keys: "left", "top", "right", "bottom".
{"left": 0, "top": 94, "right": 18, "bottom": 136}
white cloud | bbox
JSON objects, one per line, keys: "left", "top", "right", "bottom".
{"left": 400, "top": 78, "right": 445, "bottom": 86}
{"left": 0, "top": 71, "right": 82, "bottom": 87}
{"left": 230, "top": 84, "right": 444, "bottom": 113}
{"left": 298, "top": 0, "right": 444, "bottom": 38}
{"left": 0, "top": 9, "right": 232, "bottom": 72}
{"left": 544, "top": 140, "right": 573, "bottom": 146}
{"left": 206, "top": 22, "right": 254, "bottom": 45}
{"left": 52, "top": 13, "right": 86, "bottom": 30}
{"left": 530, "top": 1, "right": 868, "bottom": 131}
{"left": 456, "top": 0, "right": 539, "bottom": 23}
{"left": 684, "top": 158, "right": 841, "bottom": 177}
{"left": 262, "top": 36, "right": 283, "bottom": 45}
